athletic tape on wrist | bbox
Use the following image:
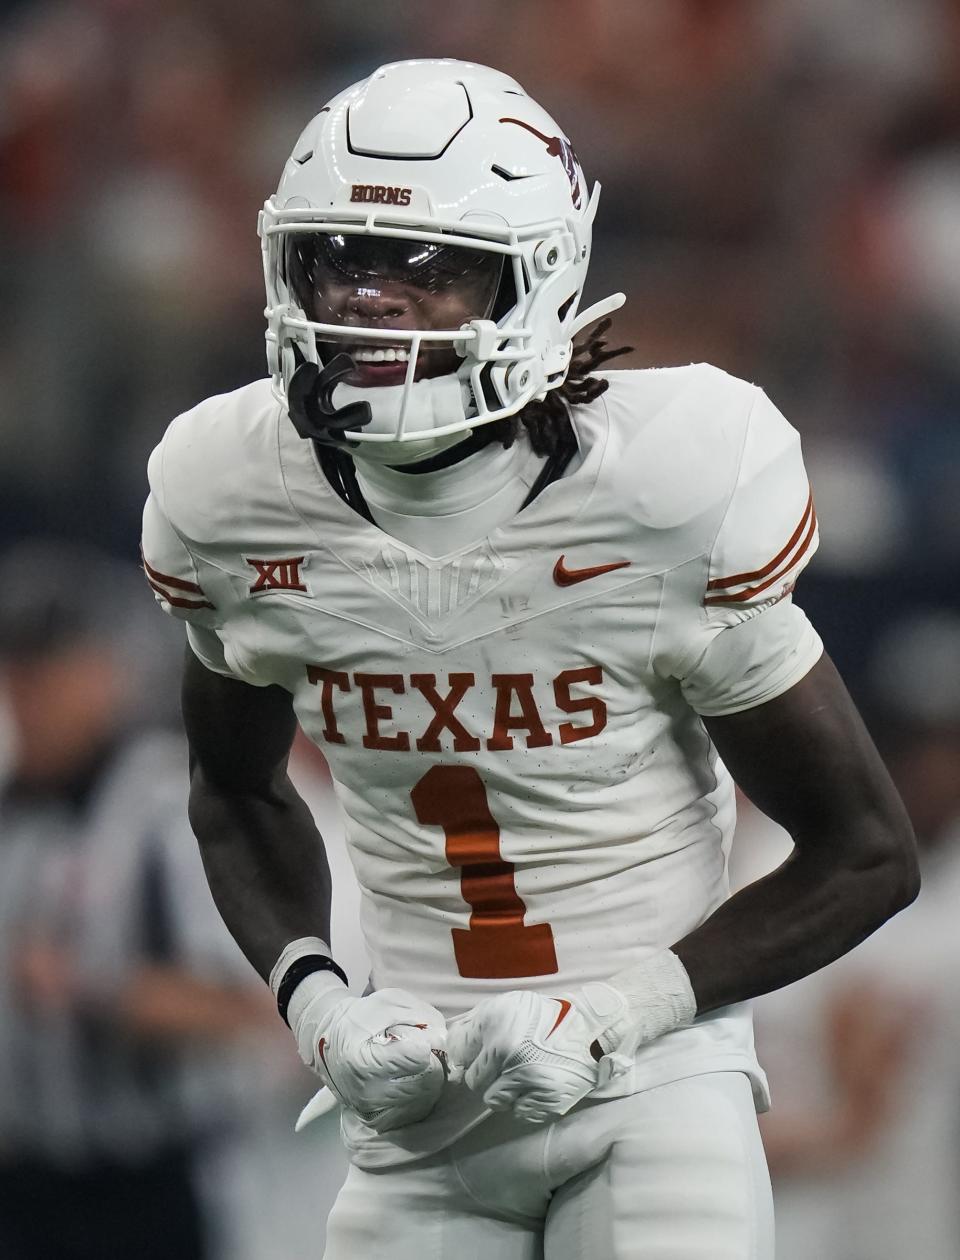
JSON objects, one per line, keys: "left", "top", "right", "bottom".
{"left": 276, "top": 956, "right": 349, "bottom": 1027}
{"left": 269, "top": 937, "right": 348, "bottom": 1027}
{"left": 269, "top": 936, "right": 333, "bottom": 995}
{"left": 583, "top": 949, "right": 697, "bottom": 1057}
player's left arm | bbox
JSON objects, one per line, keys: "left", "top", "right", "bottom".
{"left": 677, "top": 652, "right": 919, "bottom": 1013}
{"left": 451, "top": 381, "right": 918, "bottom": 1122}
{"left": 450, "top": 665, "right": 918, "bottom": 1126}
{"left": 452, "top": 680, "right": 918, "bottom": 1125}
{"left": 671, "top": 386, "right": 919, "bottom": 1006}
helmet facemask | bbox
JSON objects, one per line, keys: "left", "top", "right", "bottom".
{"left": 263, "top": 212, "right": 545, "bottom": 464}
{"left": 260, "top": 61, "right": 626, "bottom": 464}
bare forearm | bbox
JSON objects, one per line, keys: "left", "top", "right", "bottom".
{"left": 673, "top": 838, "right": 915, "bottom": 1013}
{"left": 679, "top": 656, "right": 920, "bottom": 1014}
{"left": 181, "top": 650, "right": 333, "bottom": 983}
{"left": 189, "top": 769, "right": 333, "bottom": 981}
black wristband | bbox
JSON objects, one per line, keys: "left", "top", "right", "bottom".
{"left": 276, "top": 954, "right": 349, "bottom": 1027}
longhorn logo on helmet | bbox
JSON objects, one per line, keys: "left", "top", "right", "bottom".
{"left": 499, "top": 118, "right": 583, "bottom": 209}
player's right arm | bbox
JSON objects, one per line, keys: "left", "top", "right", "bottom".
{"left": 182, "top": 652, "right": 448, "bottom": 1129}
{"left": 142, "top": 419, "right": 447, "bottom": 1131}
{"left": 141, "top": 433, "right": 329, "bottom": 982}
{"left": 181, "top": 646, "right": 330, "bottom": 982}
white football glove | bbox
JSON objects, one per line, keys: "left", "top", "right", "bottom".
{"left": 447, "top": 990, "right": 608, "bottom": 1125}
{"left": 448, "top": 952, "right": 698, "bottom": 1125}
{"left": 289, "top": 975, "right": 449, "bottom": 1133}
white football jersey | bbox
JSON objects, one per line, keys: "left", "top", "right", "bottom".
{"left": 142, "top": 365, "right": 822, "bottom": 1165}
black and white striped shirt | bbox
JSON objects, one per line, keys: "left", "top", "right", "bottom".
{"left": 0, "top": 729, "right": 259, "bottom": 1167}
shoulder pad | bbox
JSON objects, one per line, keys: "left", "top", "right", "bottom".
{"left": 595, "top": 364, "right": 755, "bottom": 534}
{"left": 151, "top": 379, "right": 285, "bottom": 548}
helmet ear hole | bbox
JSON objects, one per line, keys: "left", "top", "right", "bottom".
{"left": 476, "top": 361, "right": 502, "bottom": 410}
{"left": 491, "top": 264, "right": 518, "bottom": 323}
{"left": 557, "top": 292, "right": 577, "bottom": 324}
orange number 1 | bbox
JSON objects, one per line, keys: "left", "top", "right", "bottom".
{"left": 411, "top": 765, "right": 558, "bottom": 980}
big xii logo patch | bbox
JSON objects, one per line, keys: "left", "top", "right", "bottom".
{"left": 246, "top": 556, "right": 308, "bottom": 594}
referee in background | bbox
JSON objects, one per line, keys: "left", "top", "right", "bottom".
{"left": 0, "top": 541, "right": 276, "bottom": 1260}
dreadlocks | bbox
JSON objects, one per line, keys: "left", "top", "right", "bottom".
{"left": 478, "top": 318, "right": 633, "bottom": 458}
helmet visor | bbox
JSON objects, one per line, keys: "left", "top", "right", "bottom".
{"left": 284, "top": 233, "right": 504, "bottom": 333}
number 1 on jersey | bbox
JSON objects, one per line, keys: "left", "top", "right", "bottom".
{"left": 411, "top": 765, "right": 558, "bottom": 980}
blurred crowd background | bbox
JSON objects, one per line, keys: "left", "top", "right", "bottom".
{"left": 1, "top": 1, "right": 959, "bottom": 1257}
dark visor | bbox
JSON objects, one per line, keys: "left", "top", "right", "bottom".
{"left": 284, "top": 233, "right": 505, "bottom": 327}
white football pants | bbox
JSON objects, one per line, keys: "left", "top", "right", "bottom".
{"left": 323, "top": 1071, "right": 773, "bottom": 1260}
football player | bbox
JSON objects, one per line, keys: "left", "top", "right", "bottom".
{"left": 141, "top": 60, "right": 919, "bottom": 1259}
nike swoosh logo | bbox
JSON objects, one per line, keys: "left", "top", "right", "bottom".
{"left": 553, "top": 555, "right": 632, "bottom": 586}
{"left": 546, "top": 998, "right": 572, "bottom": 1039}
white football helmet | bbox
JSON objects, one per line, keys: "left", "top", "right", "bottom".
{"left": 260, "top": 58, "right": 624, "bottom": 464}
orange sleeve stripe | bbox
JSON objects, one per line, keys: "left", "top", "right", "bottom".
{"left": 704, "top": 506, "right": 817, "bottom": 605}
{"left": 145, "top": 576, "right": 216, "bottom": 611}
{"left": 706, "top": 490, "right": 814, "bottom": 591}
{"left": 141, "top": 551, "right": 204, "bottom": 594}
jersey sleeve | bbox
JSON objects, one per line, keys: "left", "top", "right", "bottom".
{"left": 141, "top": 442, "right": 238, "bottom": 679}
{"left": 669, "top": 388, "right": 824, "bottom": 716}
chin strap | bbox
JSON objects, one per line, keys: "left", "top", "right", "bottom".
{"left": 287, "top": 350, "right": 373, "bottom": 444}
